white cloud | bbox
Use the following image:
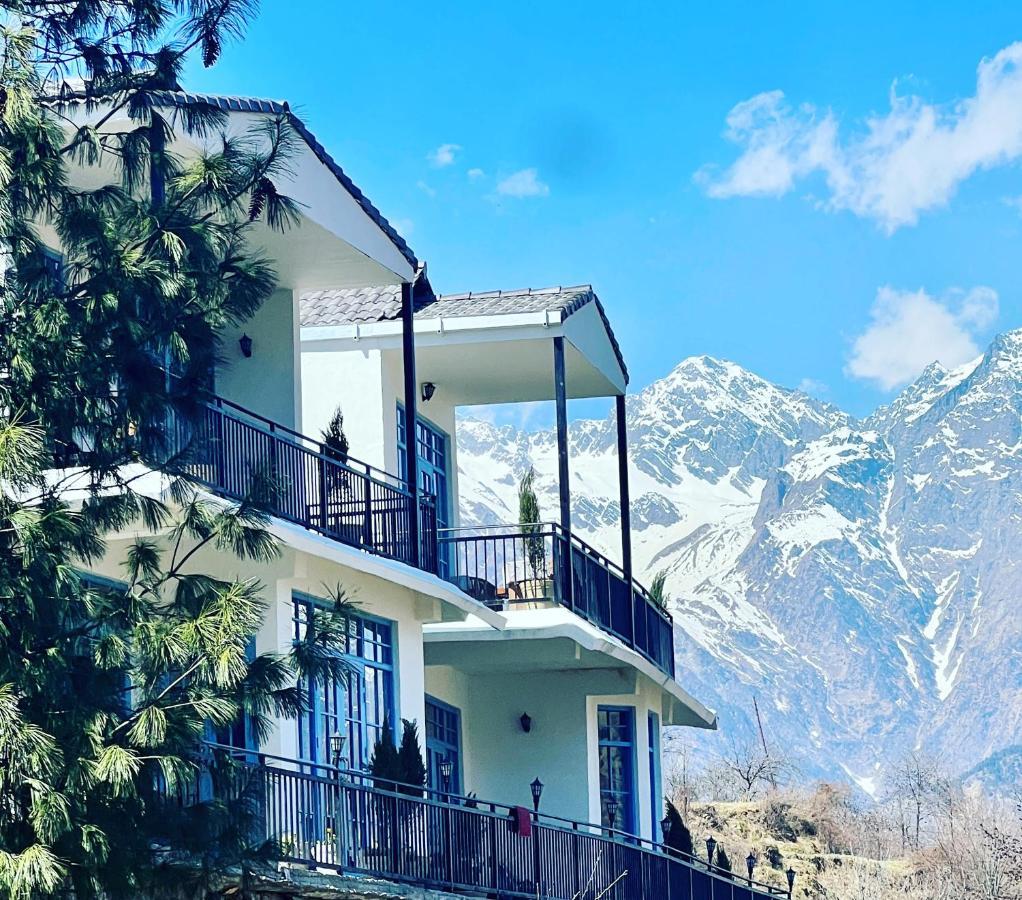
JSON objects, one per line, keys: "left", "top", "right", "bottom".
{"left": 467, "top": 167, "right": 485, "bottom": 180}
{"left": 701, "top": 42, "right": 1022, "bottom": 232}
{"left": 391, "top": 217, "right": 414, "bottom": 237}
{"left": 846, "top": 286, "right": 999, "bottom": 390}
{"left": 416, "top": 180, "right": 436, "bottom": 198}
{"left": 428, "top": 143, "right": 461, "bottom": 167}
{"left": 495, "top": 168, "right": 550, "bottom": 198}
{"left": 797, "top": 378, "right": 829, "bottom": 397}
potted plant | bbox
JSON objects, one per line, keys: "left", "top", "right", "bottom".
{"left": 320, "top": 407, "right": 353, "bottom": 533}
{"left": 516, "top": 467, "right": 552, "bottom": 601}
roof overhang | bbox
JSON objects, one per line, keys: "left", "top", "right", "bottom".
{"left": 423, "top": 608, "right": 717, "bottom": 729}
{"left": 55, "top": 94, "right": 416, "bottom": 291}
{"left": 301, "top": 301, "right": 628, "bottom": 404}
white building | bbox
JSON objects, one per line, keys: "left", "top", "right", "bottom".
{"left": 57, "top": 90, "right": 791, "bottom": 900}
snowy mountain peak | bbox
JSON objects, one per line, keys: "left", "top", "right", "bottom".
{"left": 457, "top": 331, "right": 1022, "bottom": 789}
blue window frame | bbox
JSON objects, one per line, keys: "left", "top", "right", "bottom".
{"left": 425, "top": 695, "right": 462, "bottom": 794}
{"left": 398, "top": 405, "right": 452, "bottom": 577}
{"left": 598, "top": 706, "right": 637, "bottom": 834}
{"left": 292, "top": 593, "right": 396, "bottom": 770}
{"left": 396, "top": 403, "right": 450, "bottom": 529}
{"left": 648, "top": 712, "right": 662, "bottom": 838}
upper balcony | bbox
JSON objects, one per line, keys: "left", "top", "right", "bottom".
{"left": 299, "top": 283, "right": 676, "bottom": 675}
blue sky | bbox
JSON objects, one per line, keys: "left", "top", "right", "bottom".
{"left": 186, "top": 2, "right": 1022, "bottom": 423}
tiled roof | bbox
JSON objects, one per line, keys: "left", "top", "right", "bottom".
{"left": 300, "top": 284, "right": 403, "bottom": 326}
{"left": 300, "top": 284, "right": 629, "bottom": 383}
{"left": 148, "top": 91, "right": 418, "bottom": 270}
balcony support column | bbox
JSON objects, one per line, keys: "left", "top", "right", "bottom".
{"left": 615, "top": 393, "right": 633, "bottom": 583}
{"left": 554, "top": 337, "right": 573, "bottom": 607}
{"left": 401, "top": 280, "right": 420, "bottom": 568}
{"left": 554, "top": 337, "right": 571, "bottom": 533}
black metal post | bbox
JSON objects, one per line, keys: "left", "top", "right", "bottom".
{"left": 553, "top": 337, "right": 572, "bottom": 607}
{"left": 401, "top": 280, "right": 420, "bottom": 567}
{"left": 615, "top": 393, "right": 632, "bottom": 582}
{"left": 554, "top": 337, "right": 571, "bottom": 532}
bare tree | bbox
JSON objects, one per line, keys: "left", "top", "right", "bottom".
{"left": 711, "top": 738, "right": 797, "bottom": 801}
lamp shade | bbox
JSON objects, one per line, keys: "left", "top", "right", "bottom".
{"left": 660, "top": 814, "right": 672, "bottom": 841}
{"left": 530, "top": 777, "right": 544, "bottom": 810}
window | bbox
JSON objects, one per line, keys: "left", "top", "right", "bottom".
{"left": 598, "top": 706, "right": 637, "bottom": 834}
{"left": 425, "top": 696, "right": 462, "bottom": 794}
{"left": 648, "top": 712, "right": 662, "bottom": 838}
{"left": 42, "top": 248, "right": 65, "bottom": 286}
{"left": 293, "top": 594, "right": 396, "bottom": 770}
{"left": 396, "top": 403, "right": 450, "bottom": 530}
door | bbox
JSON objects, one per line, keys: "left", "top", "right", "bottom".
{"left": 425, "top": 695, "right": 462, "bottom": 795}
{"left": 397, "top": 405, "right": 451, "bottom": 575}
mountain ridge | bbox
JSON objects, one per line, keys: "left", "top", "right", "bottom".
{"left": 456, "top": 328, "right": 1022, "bottom": 791}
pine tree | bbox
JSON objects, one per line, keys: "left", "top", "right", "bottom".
{"left": 368, "top": 715, "right": 401, "bottom": 790}
{"left": 0, "top": 4, "right": 348, "bottom": 897}
{"left": 396, "top": 718, "right": 427, "bottom": 796}
{"left": 716, "top": 846, "right": 734, "bottom": 878}
{"left": 664, "top": 799, "right": 694, "bottom": 859}
{"left": 518, "top": 466, "right": 544, "bottom": 580}
{"left": 322, "top": 406, "right": 350, "bottom": 462}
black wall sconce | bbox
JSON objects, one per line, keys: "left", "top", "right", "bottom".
{"left": 519, "top": 712, "right": 532, "bottom": 733}
{"left": 239, "top": 333, "right": 253, "bottom": 358}
{"left": 421, "top": 381, "right": 437, "bottom": 403}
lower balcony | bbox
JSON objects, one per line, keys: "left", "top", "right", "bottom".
{"left": 187, "top": 746, "right": 786, "bottom": 900}
{"left": 439, "top": 524, "right": 676, "bottom": 678}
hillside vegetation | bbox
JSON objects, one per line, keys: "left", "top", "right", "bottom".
{"left": 662, "top": 739, "right": 1022, "bottom": 899}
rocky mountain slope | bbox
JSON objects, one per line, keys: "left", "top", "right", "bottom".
{"left": 454, "top": 332, "right": 1022, "bottom": 791}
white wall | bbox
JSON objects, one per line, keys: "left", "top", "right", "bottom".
{"left": 219, "top": 287, "right": 301, "bottom": 429}
{"left": 89, "top": 537, "right": 432, "bottom": 768}
{"left": 301, "top": 343, "right": 461, "bottom": 525}
{"left": 302, "top": 345, "right": 388, "bottom": 465}
{"left": 424, "top": 664, "right": 666, "bottom": 838}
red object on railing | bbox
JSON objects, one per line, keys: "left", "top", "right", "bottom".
{"left": 511, "top": 805, "right": 532, "bottom": 836}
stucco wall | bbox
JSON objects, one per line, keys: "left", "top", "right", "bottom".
{"left": 301, "top": 345, "right": 388, "bottom": 466}
{"left": 424, "top": 664, "right": 665, "bottom": 838}
{"left": 218, "top": 287, "right": 301, "bottom": 429}
{"left": 87, "top": 537, "right": 431, "bottom": 768}
{"left": 301, "top": 344, "right": 461, "bottom": 526}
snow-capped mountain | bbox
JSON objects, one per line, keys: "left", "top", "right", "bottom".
{"left": 455, "top": 333, "right": 1022, "bottom": 791}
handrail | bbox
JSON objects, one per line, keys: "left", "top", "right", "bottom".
{"left": 194, "top": 743, "right": 787, "bottom": 898}
{"left": 438, "top": 521, "right": 676, "bottom": 676}
{"left": 439, "top": 522, "right": 672, "bottom": 625}
{"left": 167, "top": 395, "right": 439, "bottom": 573}
{"left": 196, "top": 391, "right": 406, "bottom": 491}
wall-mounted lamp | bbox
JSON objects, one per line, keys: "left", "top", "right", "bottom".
{"left": 421, "top": 381, "right": 437, "bottom": 403}
{"left": 519, "top": 712, "right": 532, "bottom": 733}
{"left": 239, "top": 333, "right": 253, "bottom": 358}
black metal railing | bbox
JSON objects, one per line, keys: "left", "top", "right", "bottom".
{"left": 169, "top": 395, "right": 438, "bottom": 573}
{"left": 438, "top": 523, "right": 675, "bottom": 677}
{"left": 188, "top": 746, "right": 786, "bottom": 900}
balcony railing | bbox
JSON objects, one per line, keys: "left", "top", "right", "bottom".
{"left": 186, "top": 745, "right": 787, "bottom": 900}
{"left": 439, "top": 523, "right": 675, "bottom": 678}
{"left": 168, "top": 395, "right": 438, "bottom": 573}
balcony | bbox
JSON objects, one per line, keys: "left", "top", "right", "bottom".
{"left": 170, "top": 395, "right": 438, "bottom": 573}
{"left": 186, "top": 745, "right": 786, "bottom": 900}
{"left": 439, "top": 523, "right": 675, "bottom": 678}
{"left": 160, "top": 396, "right": 677, "bottom": 678}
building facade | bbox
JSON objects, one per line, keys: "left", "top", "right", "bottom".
{"left": 52, "top": 90, "right": 790, "bottom": 900}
